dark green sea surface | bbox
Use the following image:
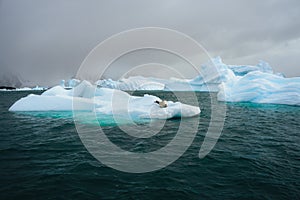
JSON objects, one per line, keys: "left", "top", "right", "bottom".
{"left": 0, "top": 91, "right": 299, "bottom": 199}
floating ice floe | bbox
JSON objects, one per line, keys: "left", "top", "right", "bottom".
{"left": 9, "top": 81, "right": 200, "bottom": 119}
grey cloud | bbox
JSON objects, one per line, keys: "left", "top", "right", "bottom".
{"left": 0, "top": 0, "right": 300, "bottom": 86}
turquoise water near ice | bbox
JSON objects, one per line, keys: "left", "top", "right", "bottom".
{"left": 0, "top": 91, "right": 299, "bottom": 199}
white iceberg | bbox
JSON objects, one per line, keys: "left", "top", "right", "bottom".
{"left": 60, "top": 78, "right": 81, "bottom": 89}
{"left": 95, "top": 57, "right": 271, "bottom": 92}
{"left": 95, "top": 76, "right": 165, "bottom": 91}
{"left": 218, "top": 71, "right": 300, "bottom": 106}
{"left": 0, "top": 86, "right": 47, "bottom": 91}
{"left": 9, "top": 81, "right": 201, "bottom": 120}
{"left": 9, "top": 56, "right": 300, "bottom": 107}
{"left": 94, "top": 57, "right": 300, "bottom": 106}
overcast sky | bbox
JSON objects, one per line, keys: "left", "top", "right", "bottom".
{"left": 0, "top": 0, "right": 300, "bottom": 86}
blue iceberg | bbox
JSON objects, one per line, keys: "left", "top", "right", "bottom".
{"left": 95, "top": 56, "right": 300, "bottom": 106}
{"left": 217, "top": 71, "right": 300, "bottom": 106}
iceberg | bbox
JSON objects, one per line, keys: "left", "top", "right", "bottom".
{"left": 228, "top": 61, "right": 273, "bottom": 76}
{"left": 60, "top": 78, "right": 81, "bottom": 89}
{"left": 94, "top": 57, "right": 300, "bottom": 106}
{"left": 218, "top": 71, "right": 300, "bottom": 106}
{"left": 9, "top": 81, "right": 201, "bottom": 120}
{"left": 0, "top": 86, "right": 47, "bottom": 91}
{"left": 95, "top": 57, "right": 273, "bottom": 92}
{"left": 9, "top": 57, "right": 300, "bottom": 108}
{"left": 95, "top": 76, "right": 165, "bottom": 91}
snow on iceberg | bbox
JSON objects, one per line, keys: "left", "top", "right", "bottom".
{"left": 9, "top": 81, "right": 200, "bottom": 119}
{"left": 218, "top": 71, "right": 300, "bottom": 106}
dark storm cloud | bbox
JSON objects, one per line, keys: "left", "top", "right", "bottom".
{"left": 0, "top": 0, "right": 299, "bottom": 86}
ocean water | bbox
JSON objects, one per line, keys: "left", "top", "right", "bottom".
{"left": 0, "top": 91, "right": 299, "bottom": 199}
